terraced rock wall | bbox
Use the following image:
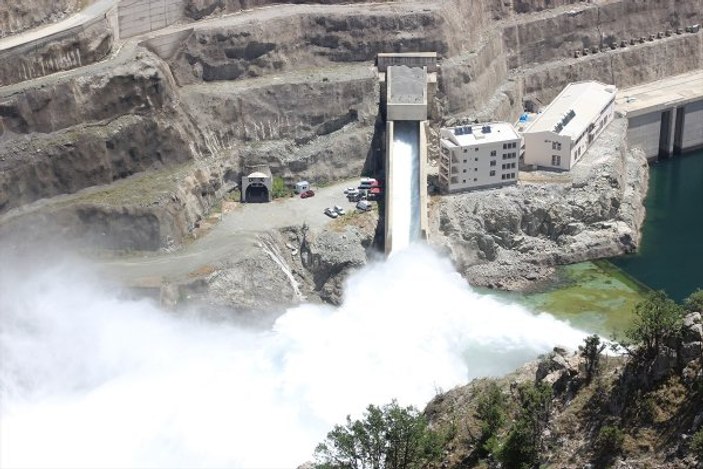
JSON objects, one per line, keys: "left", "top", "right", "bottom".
{"left": 0, "top": 0, "right": 85, "bottom": 38}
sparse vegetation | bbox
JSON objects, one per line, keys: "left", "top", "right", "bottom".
{"left": 691, "top": 429, "right": 703, "bottom": 461}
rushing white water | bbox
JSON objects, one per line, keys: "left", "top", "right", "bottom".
{"left": 390, "top": 121, "right": 422, "bottom": 253}
{"left": 0, "top": 246, "right": 587, "bottom": 468}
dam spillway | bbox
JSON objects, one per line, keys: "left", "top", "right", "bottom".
{"left": 387, "top": 121, "right": 422, "bottom": 252}
{"left": 379, "top": 54, "right": 434, "bottom": 255}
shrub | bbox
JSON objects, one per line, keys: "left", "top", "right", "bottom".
{"left": 271, "top": 176, "right": 290, "bottom": 199}
{"left": 580, "top": 334, "right": 607, "bottom": 384}
{"left": 475, "top": 382, "right": 506, "bottom": 455}
{"left": 625, "top": 290, "right": 684, "bottom": 360}
{"left": 691, "top": 429, "right": 703, "bottom": 461}
{"left": 498, "top": 383, "right": 552, "bottom": 469}
{"left": 684, "top": 289, "right": 703, "bottom": 313}
{"left": 594, "top": 425, "right": 624, "bottom": 465}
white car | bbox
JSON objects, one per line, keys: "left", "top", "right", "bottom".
{"left": 334, "top": 205, "right": 346, "bottom": 216}
{"left": 343, "top": 187, "right": 357, "bottom": 195}
{"left": 323, "top": 207, "right": 339, "bottom": 218}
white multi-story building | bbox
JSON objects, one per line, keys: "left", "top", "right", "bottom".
{"left": 438, "top": 122, "right": 521, "bottom": 193}
{"left": 522, "top": 81, "right": 617, "bottom": 170}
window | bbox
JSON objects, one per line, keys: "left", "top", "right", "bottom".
{"left": 463, "top": 160, "right": 467, "bottom": 163}
{"left": 475, "top": 148, "right": 479, "bottom": 152}
{"left": 511, "top": 173, "right": 516, "bottom": 178}
{"left": 464, "top": 149, "right": 468, "bottom": 153}
{"left": 552, "top": 155, "right": 561, "bottom": 166}
{"left": 490, "top": 150, "right": 497, "bottom": 156}
{"left": 511, "top": 162, "right": 516, "bottom": 169}
{"left": 512, "top": 142, "right": 517, "bottom": 148}
{"left": 501, "top": 174, "right": 506, "bottom": 180}
{"left": 463, "top": 169, "right": 467, "bottom": 173}
{"left": 463, "top": 179, "right": 466, "bottom": 183}
{"left": 552, "top": 142, "right": 562, "bottom": 151}
{"left": 474, "top": 178, "right": 477, "bottom": 182}
{"left": 474, "top": 168, "right": 478, "bottom": 172}
{"left": 502, "top": 143, "right": 507, "bottom": 149}
{"left": 490, "top": 170, "right": 496, "bottom": 176}
{"left": 475, "top": 157, "right": 479, "bottom": 161}
{"left": 490, "top": 160, "right": 496, "bottom": 167}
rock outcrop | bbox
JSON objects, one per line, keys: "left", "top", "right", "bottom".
{"left": 0, "top": 0, "right": 83, "bottom": 39}
{"left": 430, "top": 118, "right": 649, "bottom": 290}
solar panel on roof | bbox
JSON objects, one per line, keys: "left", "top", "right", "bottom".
{"left": 465, "top": 126, "right": 472, "bottom": 134}
{"left": 455, "top": 127, "right": 464, "bottom": 135}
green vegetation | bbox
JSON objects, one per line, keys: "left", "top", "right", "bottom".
{"left": 271, "top": 176, "right": 291, "bottom": 199}
{"left": 691, "top": 429, "right": 703, "bottom": 460}
{"left": 314, "top": 400, "right": 444, "bottom": 469}
{"left": 593, "top": 425, "right": 625, "bottom": 465}
{"left": 622, "top": 290, "right": 684, "bottom": 360}
{"left": 498, "top": 383, "right": 552, "bottom": 468}
{"left": 580, "top": 334, "right": 607, "bottom": 384}
{"left": 684, "top": 289, "right": 703, "bottom": 313}
{"left": 475, "top": 382, "right": 506, "bottom": 456}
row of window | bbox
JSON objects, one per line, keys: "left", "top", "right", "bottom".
{"left": 502, "top": 142, "right": 518, "bottom": 150}
{"left": 501, "top": 173, "right": 516, "bottom": 180}
{"left": 502, "top": 152, "right": 517, "bottom": 160}
{"left": 502, "top": 162, "right": 516, "bottom": 170}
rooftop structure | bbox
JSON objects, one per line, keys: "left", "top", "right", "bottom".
{"left": 522, "top": 81, "right": 616, "bottom": 170}
{"left": 386, "top": 65, "right": 428, "bottom": 121}
{"left": 439, "top": 122, "right": 521, "bottom": 193}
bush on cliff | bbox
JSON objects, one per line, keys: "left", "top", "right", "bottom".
{"left": 314, "top": 400, "right": 443, "bottom": 469}
{"left": 623, "top": 290, "right": 684, "bottom": 360}
{"left": 580, "top": 334, "right": 607, "bottom": 384}
{"left": 684, "top": 289, "right": 703, "bottom": 313}
{"left": 691, "top": 429, "right": 703, "bottom": 461}
{"left": 475, "top": 382, "right": 506, "bottom": 456}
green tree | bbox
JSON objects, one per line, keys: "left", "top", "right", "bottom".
{"left": 625, "top": 290, "right": 684, "bottom": 360}
{"left": 271, "top": 176, "right": 290, "bottom": 198}
{"left": 475, "top": 382, "right": 506, "bottom": 455}
{"left": 684, "top": 289, "right": 703, "bottom": 313}
{"left": 580, "top": 334, "right": 607, "bottom": 384}
{"left": 314, "top": 400, "right": 442, "bottom": 469}
{"left": 499, "top": 383, "right": 552, "bottom": 469}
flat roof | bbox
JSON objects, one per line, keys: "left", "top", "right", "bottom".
{"left": 524, "top": 81, "right": 617, "bottom": 140}
{"left": 441, "top": 122, "right": 521, "bottom": 147}
{"left": 615, "top": 70, "right": 703, "bottom": 117}
{"left": 377, "top": 52, "right": 437, "bottom": 58}
{"left": 388, "top": 65, "right": 426, "bottom": 104}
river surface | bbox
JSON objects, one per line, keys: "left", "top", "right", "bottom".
{"left": 612, "top": 150, "right": 703, "bottom": 302}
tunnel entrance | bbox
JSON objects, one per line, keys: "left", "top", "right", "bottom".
{"left": 244, "top": 184, "right": 270, "bottom": 203}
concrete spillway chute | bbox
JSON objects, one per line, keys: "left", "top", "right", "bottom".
{"left": 377, "top": 53, "right": 436, "bottom": 256}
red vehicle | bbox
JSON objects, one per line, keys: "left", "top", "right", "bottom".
{"left": 300, "top": 189, "right": 315, "bottom": 199}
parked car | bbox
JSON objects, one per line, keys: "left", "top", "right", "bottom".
{"left": 300, "top": 189, "right": 315, "bottom": 199}
{"left": 356, "top": 200, "right": 372, "bottom": 212}
{"left": 344, "top": 187, "right": 357, "bottom": 195}
{"left": 347, "top": 192, "right": 362, "bottom": 202}
{"left": 333, "top": 205, "right": 346, "bottom": 216}
{"left": 324, "top": 207, "right": 339, "bottom": 218}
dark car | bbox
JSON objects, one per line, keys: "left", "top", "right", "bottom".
{"left": 300, "top": 190, "right": 315, "bottom": 199}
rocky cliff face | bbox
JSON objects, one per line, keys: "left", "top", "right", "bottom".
{"left": 0, "top": 0, "right": 699, "bottom": 253}
{"left": 430, "top": 118, "right": 649, "bottom": 290}
{"left": 425, "top": 311, "right": 703, "bottom": 468}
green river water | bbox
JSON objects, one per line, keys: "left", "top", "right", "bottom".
{"left": 512, "top": 150, "right": 703, "bottom": 337}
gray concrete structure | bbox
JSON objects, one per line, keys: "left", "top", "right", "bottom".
{"left": 241, "top": 165, "right": 272, "bottom": 203}
{"left": 117, "top": 0, "right": 184, "bottom": 39}
{"left": 378, "top": 54, "right": 431, "bottom": 256}
{"left": 617, "top": 71, "right": 703, "bottom": 159}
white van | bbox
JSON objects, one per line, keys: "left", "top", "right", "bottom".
{"left": 294, "top": 181, "right": 310, "bottom": 194}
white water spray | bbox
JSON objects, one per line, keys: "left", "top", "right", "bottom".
{"left": 0, "top": 245, "right": 588, "bottom": 468}
{"left": 390, "top": 121, "right": 422, "bottom": 253}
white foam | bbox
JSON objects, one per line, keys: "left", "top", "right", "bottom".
{"left": 0, "top": 246, "right": 586, "bottom": 468}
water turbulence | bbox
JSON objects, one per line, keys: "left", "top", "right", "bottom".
{"left": 390, "top": 121, "right": 422, "bottom": 253}
{"left": 0, "top": 245, "right": 588, "bottom": 468}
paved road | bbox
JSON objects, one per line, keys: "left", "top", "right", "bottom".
{"left": 99, "top": 179, "right": 369, "bottom": 285}
{"left": 0, "top": 0, "right": 116, "bottom": 52}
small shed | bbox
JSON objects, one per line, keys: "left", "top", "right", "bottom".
{"left": 294, "top": 181, "right": 310, "bottom": 194}
{"left": 242, "top": 165, "right": 272, "bottom": 203}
